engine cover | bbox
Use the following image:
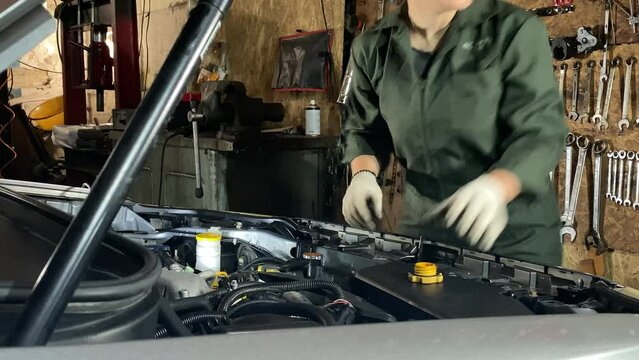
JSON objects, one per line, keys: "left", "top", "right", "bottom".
{"left": 355, "top": 261, "right": 533, "bottom": 320}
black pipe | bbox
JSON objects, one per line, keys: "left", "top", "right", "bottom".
{"left": 169, "top": 293, "right": 218, "bottom": 313}
{"left": 157, "top": 298, "right": 192, "bottom": 337}
{"left": 226, "top": 299, "right": 285, "bottom": 317}
{"left": 218, "top": 280, "right": 345, "bottom": 312}
{"left": 238, "top": 256, "right": 286, "bottom": 271}
{"left": 155, "top": 311, "right": 228, "bottom": 338}
{"left": 6, "top": 0, "right": 233, "bottom": 346}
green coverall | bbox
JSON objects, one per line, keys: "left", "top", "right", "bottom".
{"left": 341, "top": 0, "right": 568, "bottom": 266}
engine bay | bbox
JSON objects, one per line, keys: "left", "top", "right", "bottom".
{"left": 130, "top": 204, "right": 639, "bottom": 332}
{"left": 1, "top": 180, "right": 639, "bottom": 344}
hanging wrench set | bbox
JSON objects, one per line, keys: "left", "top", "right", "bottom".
{"left": 560, "top": 132, "right": 639, "bottom": 251}
{"left": 560, "top": 134, "right": 611, "bottom": 253}
{"left": 557, "top": 56, "right": 639, "bottom": 133}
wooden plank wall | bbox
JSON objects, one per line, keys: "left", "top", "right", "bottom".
{"left": 220, "top": 0, "right": 345, "bottom": 135}
{"left": 508, "top": 0, "right": 639, "bottom": 288}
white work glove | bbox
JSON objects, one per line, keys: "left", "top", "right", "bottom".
{"left": 342, "top": 171, "right": 383, "bottom": 230}
{"left": 426, "top": 175, "right": 508, "bottom": 252}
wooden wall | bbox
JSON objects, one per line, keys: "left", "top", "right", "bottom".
{"left": 220, "top": 0, "right": 345, "bottom": 135}
{"left": 508, "top": 0, "right": 639, "bottom": 288}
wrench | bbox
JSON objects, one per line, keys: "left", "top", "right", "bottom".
{"left": 616, "top": 150, "right": 627, "bottom": 206}
{"left": 598, "top": 58, "right": 621, "bottom": 131}
{"left": 586, "top": 140, "right": 608, "bottom": 252}
{"left": 558, "top": 63, "right": 568, "bottom": 112}
{"left": 560, "top": 136, "right": 590, "bottom": 243}
{"left": 600, "top": 0, "right": 611, "bottom": 84}
{"left": 611, "top": 151, "right": 619, "bottom": 203}
{"left": 568, "top": 62, "right": 581, "bottom": 121}
{"left": 560, "top": 133, "right": 576, "bottom": 223}
{"left": 624, "top": 151, "right": 636, "bottom": 206}
{"left": 632, "top": 0, "right": 637, "bottom": 33}
{"left": 578, "top": 60, "right": 596, "bottom": 123}
{"left": 591, "top": 61, "right": 608, "bottom": 125}
{"left": 606, "top": 151, "right": 613, "bottom": 199}
{"left": 633, "top": 152, "right": 639, "bottom": 210}
{"left": 619, "top": 57, "right": 636, "bottom": 132}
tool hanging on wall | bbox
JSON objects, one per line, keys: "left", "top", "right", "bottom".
{"left": 550, "top": 27, "right": 599, "bottom": 61}
{"left": 586, "top": 140, "right": 609, "bottom": 254}
{"left": 568, "top": 61, "right": 581, "bottom": 121}
{"left": 529, "top": 4, "right": 575, "bottom": 17}
{"left": 611, "top": 0, "right": 639, "bottom": 39}
{"left": 560, "top": 133, "right": 576, "bottom": 225}
{"left": 558, "top": 63, "right": 568, "bottom": 112}
{"left": 560, "top": 135, "right": 590, "bottom": 243}
{"left": 578, "top": 60, "right": 596, "bottom": 123}
{"left": 607, "top": 148, "right": 639, "bottom": 210}
{"left": 619, "top": 57, "right": 636, "bottom": 132}
{"left": 597, "top": 57, "right": 621, "bottom": 132}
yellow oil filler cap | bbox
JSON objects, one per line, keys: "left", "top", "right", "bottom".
{"left": 408, "top": 262, "right": 443, "bottom": 284}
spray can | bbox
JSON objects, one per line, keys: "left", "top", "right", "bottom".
{"left": 305, "top": 100, "right": 321, "bottom": 136}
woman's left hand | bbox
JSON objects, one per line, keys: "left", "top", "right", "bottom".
{"left": 425, "top": 171, "right": 521, "bottom": 251}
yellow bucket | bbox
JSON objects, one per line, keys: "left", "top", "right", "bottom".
{"left": 29, "top": 96, "right": 65, "bottom": 131}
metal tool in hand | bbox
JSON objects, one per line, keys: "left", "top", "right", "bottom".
{"left": 598, "top": 57, "right": 621, "bottom": 131}
{"left": 619, "top": 57, "right": 637, "bottom": 132}
{"left": 624, "top": 151, "right": 636, "bottom": 206}
{"left": 606, "top": 151, "right": 614, "bottom": 199}
{"left": 568, "top": 62, "right": 581, "bottom": 121}
{"left": 560, "top": 133, "right": 576, "bottom": 224}
{"left": 633, "top": 152, "right": 639, "bottom": 210}
{"left": 578, "top": 60, "right": 597, "bottom": 123}
{"left": 560, "top": 135, "right": 590, "bottom": 243}
{"left": 586, "top": 140, "right": 608, "bottom": 252}
{"left": 611, "top": 151, "right": 619, "bottom": 202}
{"left": 616, "top": 150, "right": 627, "bottom": 205}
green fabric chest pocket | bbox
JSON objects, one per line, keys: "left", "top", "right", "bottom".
{"left": 424, "top": 66, "right": 504, "bottom": 191}
{"left": 437, "top": 66, "right": 502, "bottom": 135}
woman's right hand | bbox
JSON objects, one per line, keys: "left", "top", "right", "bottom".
{"left": 342, "top": 171, "right": 383, "bottom": 231}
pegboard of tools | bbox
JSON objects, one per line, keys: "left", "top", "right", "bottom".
{"left": 556, "top": 56, "right": 638, "bottom": 134}
{"left": 559, "top": 130, "right": 639, "bottom": 254}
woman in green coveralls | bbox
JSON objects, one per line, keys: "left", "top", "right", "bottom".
{"left": 341, "top": 0, "right": 568, "bottom": 266}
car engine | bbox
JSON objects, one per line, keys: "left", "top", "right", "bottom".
{"left": 1, "top": 179, "right": 638, "bottom": 345}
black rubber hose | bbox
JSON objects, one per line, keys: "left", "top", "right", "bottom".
{"left": 180, "top": 312, "right": 229, "bottom": 327}
{"left": 218, "top": 280, "right": 345, "bottom": 312}
{"left": 228, "top": 302, "right": 336, "bottom": 326}
{"left": 157, "top": 298, "right": 191, "bottom": 337}
{"left": 155, "top": 311, "right": 229, "bottom": 338}
{"left": 238, "top": 256, "right": 285, "bottom": 271}
{"left": 226, "top": 299, "right": 285, "bottom": 317}
{"left": 169, "top": 295, "right": 215, "bottom": 313}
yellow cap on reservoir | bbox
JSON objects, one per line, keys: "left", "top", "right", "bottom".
{"left": 408, "top": 262, "right": 443, "bottom": 285}
{"left": 196, "top": 233, "right": 222, "bottom": 242}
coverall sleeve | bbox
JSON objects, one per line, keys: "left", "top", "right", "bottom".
{"left": 341, "top": 44, "right": 394, "bottom": 168}
{"left": 493, "top": 17, "right": 568, "bottom": 195}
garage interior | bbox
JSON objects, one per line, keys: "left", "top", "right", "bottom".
{"left": 2, "top": 0, "right": 639, "bottom": 350}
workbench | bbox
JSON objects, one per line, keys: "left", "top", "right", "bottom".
{"left": 127, "top": 133, "right": 345, "bottom": 222}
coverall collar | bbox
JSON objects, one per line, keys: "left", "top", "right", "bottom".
{"left": 379, "top": 0, "right": 498, "bottom": 30}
